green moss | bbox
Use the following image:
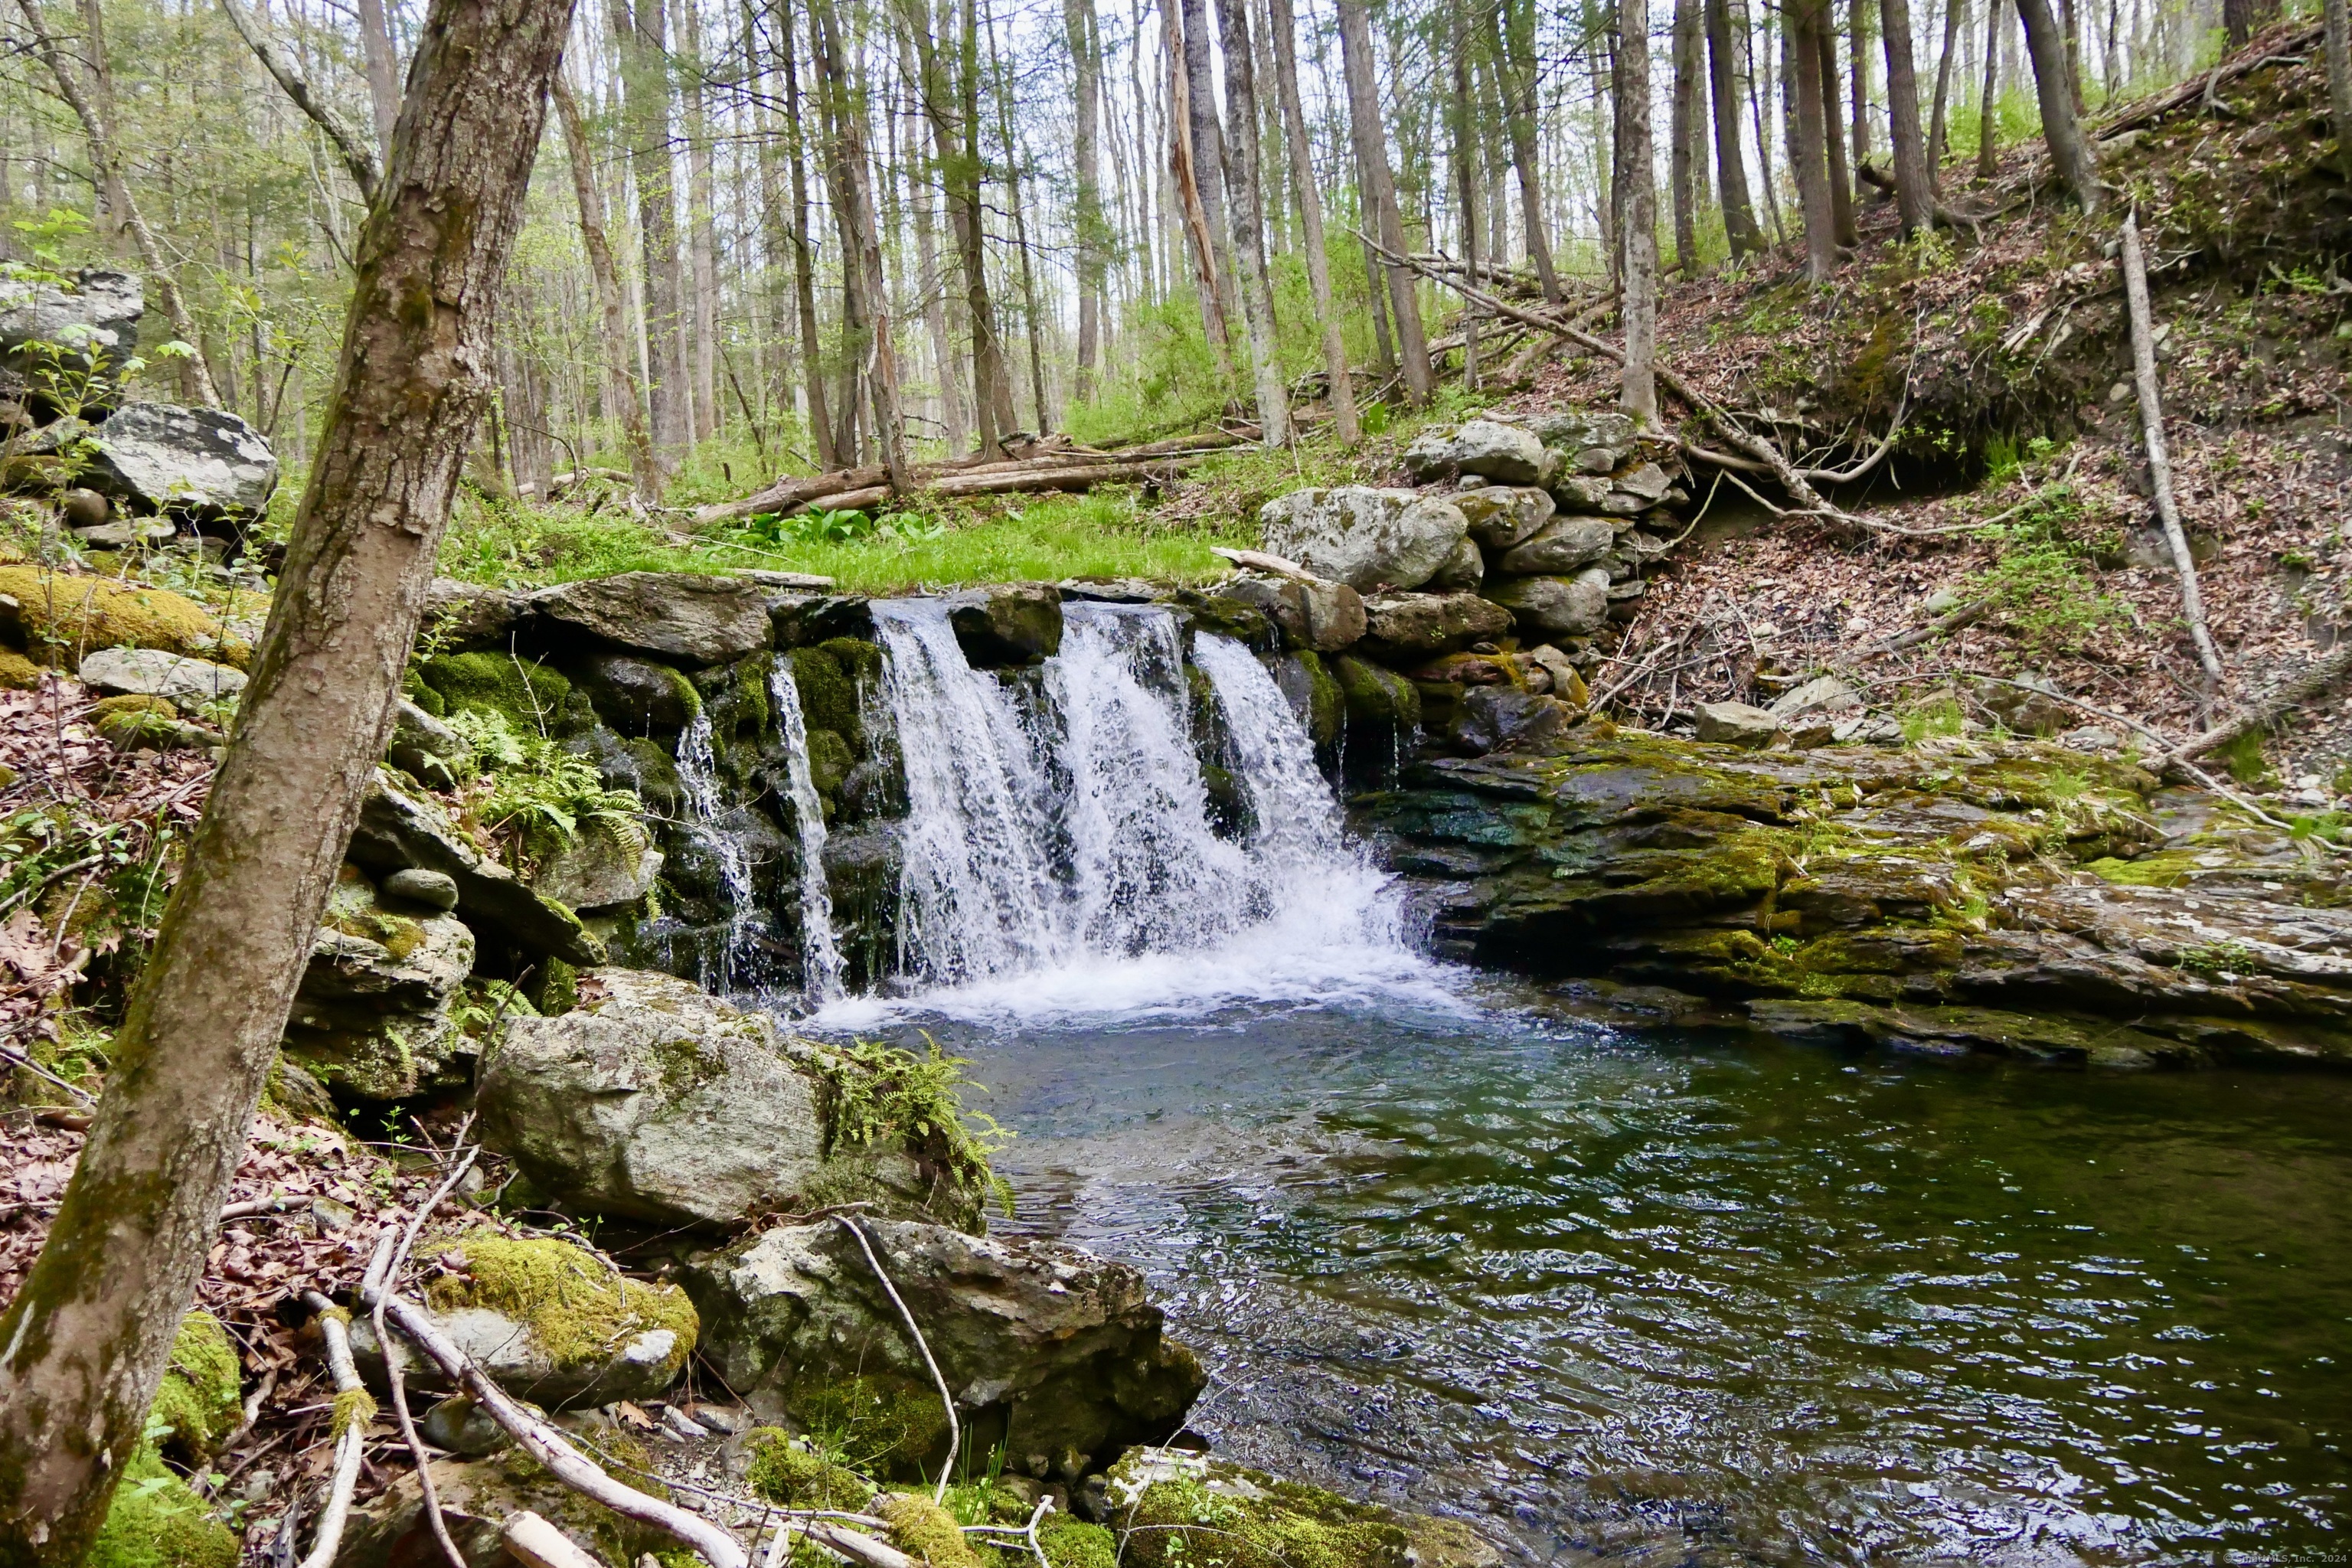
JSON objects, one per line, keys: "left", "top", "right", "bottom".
{"left": 146, "top": 1309, "right": 242, "bottom": 1466}
{"left": 0, "top": 648, "right": 42, "bottom": 689}
{"left": 403, "top": 670, "right": 447, "bottom": 717}
{"left": 820, "top": 635, "right": 884, "bottom": 684}
{"left": 1111, "top": 1463, "right": 1421, "bottom": 1568}
{"left": 791, "top": 1373, "right": 954, "bottom": 1477}
{"left": 2082, "top": 851, "right": 2197, "bottom": 887}
{"left": 91, "top": 693, "right": 175, "bottom": 720}
{"left": 1331, "top": 655, "right": 1420, "bottom": 733}
{"left": 87, "top": 1446, "right": 238, "bottom": 1568}
{"left": 880, "top": 1491, "right": 986, "bottom": 1568}
{"left": 791, "top": 646, "right": 862, "bottom": 742}
{"left": 1038, "top": 1514, "right": 1119, "bottom": 1568}
{"left": 807, "top": 727, "right": 856, "bottom": 798}
{"left": 0, "top": 566, "right": 251, "bottom": 668}
{"left": 426, "top": 1230, "right": 697, "bottom": 1380}
{"left": 533, "top": 957, "right": 581, "bottom": 1014}
{"left": 744, "top": 1429, "right": 879, "bottom": 1509}
{"left": 419, "top": 651, "right": 575, "bottom": 735}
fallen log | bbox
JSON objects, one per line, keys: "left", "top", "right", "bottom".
{"left": 2160, "top": 640, "right": 2352, "bottom": 774}
{"left": 2095, "top": 20, "right": 2319, "bottom": 137}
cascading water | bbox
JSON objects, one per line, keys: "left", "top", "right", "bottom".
{"left": 675, "top": 709, "right": 757, "bottom": 991}
{"left": 769, "top": 660, "right": 846, "bottom": 1004}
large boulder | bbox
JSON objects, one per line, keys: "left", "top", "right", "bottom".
{"left": 688, "top": 1217, "right": 1205, "bottom": 1480}
{"left": 77, "top": 647, "right": 245, "bottom": 714}
{"left": 346, "top": 773, "right": 604, "bottom": 965}
{"left": 1403, "top": 418, "right": 1550, "bottom": 485}
{"left": 85, "top": 402, "right": 278, "bottom": 518}
{"left": 281, "top": 865, "right": 475, "bottom": 1100}
{"left": 1361, "top": 592, "right": 1513, "bottom": 657}
{"left": 1484, "top": 570, "right": 1611, "bottom": 639}
{"left": 1454, "top": 485, "right": 1555, "bottom": 550}
{"left": 0, "top": 269, "right": 141, "bottom": 387}
{"left": 1258, "top": 487, "right": 1468, "bottom": 592}
{"left": 949, "top": 583, "right": 1063, "bottom": 665}
{"left": 1532, "top": 408, "right": 1636, "bottom": 455}
{"left": 1426, "top": 534, "right": 1485, "bottom": 592}
{"left": 348, "top": 1229, "right": 697, "bottom": 1412}
{"left": 1495, "top": 515, "right": 1617, "bottom": 576}
{"left": 1213, "top": 576, "right": 1367, "bottom": 652}
{"left": 0, "top": 565, "right": 249, "bottom": 668}
{"left": 530, "top": 572, "right": 773, "bottom": 665}
{"left": 420, "top": 577, "right": 526, "bottom": 650}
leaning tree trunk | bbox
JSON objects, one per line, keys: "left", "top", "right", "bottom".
{"left": 1706, "top": 0, "right": 1765, "bottom": 256}
{"left": 1269, "top": 0, "right": 1359, "bottom": 442}
{"left": 1621, "top": 0, "right": 1660, "bottom": 423}
{"left": 2328, "top": 0, "right": 2351, "bottom": 179}
{"left": 0, "top": 0, "right": 576, "bottom": 1555}
{"left": 1497, "top": 0, "right": 1563, "bottom": 300}
{"left": 2014, "top": 0, "right": 2099, "bottom": 206}
{"left": 1880, "top": 0, "right": 1936, "bottom": 230}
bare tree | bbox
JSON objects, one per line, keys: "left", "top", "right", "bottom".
{"left": 0, "top": 0, "right": 577, "bottom": 1552}
{"left": 1671, "top": 0, "right": 1704, "bottom": 270}
{"left": 1064, "top": 0, "right": 1106, "bottom": 401}
{"left": 776, "top": 0, "right": 840, "bottom": 467}
{"left": 1622, "top": 0, "right": 1660, "bottom": 421}
{"left": 1162, "top": 0, "right": 1236, "bottom": 379}
{"left": 813, "top": 0, "right": 909, "bottom": 484}
{"left": 554, "top": 73, "right": 662, "bottom": 500}
{"left": 1788, "top": 0, "right": 1843, "bottom": 278}
{"left": 1707, "top": 0, "right": 1766, "bottom": 256}
{"left": 612, "top": 0, "right": 691, "bottom": 455}
{"left": 2332, "top": 0, "right": 2352, "bottom": 180}
{"left": 2014, "top": 0, "right": 2099, "bottom": 205}
{"left": 358, "top": 0, "right": 403, "bottom": 149}
{"left": 1494, "top": 0, "right": 1563, "bottom": 299}
{"left": 1180, "top": 0, "right": 1240, "bottom": 335}
{"left": 1815, "top": 21, "right": 1860, "bottom": 243}
{"left": 1217, "top": 0, "right": 1292, "bottom": 440}
{"left": 1880, "top": 0, "right": 1936, "bottom": 230}
{"left": 1978, "top": 0, "right": 2003, "bottom": 178}
{"left": 1929, "top": 0, "right": 1965, "bottom": 183}
{"left": 1269, "top": 0, "right": 1359, "bottom": 441}
{"left": 1338, "top": 0, "right": 1433, "bottom": 403}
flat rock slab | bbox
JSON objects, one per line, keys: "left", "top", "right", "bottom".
{"left": 78, "top": 646, "right": 245, "bottom": 712}
{"left": 530, "top": 571, "right": 773, "bottom": 665}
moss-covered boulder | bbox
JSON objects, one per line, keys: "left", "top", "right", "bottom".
{"left": 0, "top": 565, "right": 250, "bottom": 668}
{"left": 348, "top": 1229, "right": 697, "bottom": 1410}
{"left": 950, "top": 583, "right": 1064, "bottom": 666}
{"left": 688, "top": 1217, "right": 1205, "bottom": 1484}
{"left": 346, "top": 773, "right": 604, "bottom": 965}
{"left": 1103, "top": 1449, "right": 1499, "bottom": 1568}
{"left": 1331, "top": 655, "right": 1421, "bottom": 737}
{"left": 87, "top": 1446, "right": 238, "bottom": 1568}
{"left": 416, "top": 651, "right": 580, "bottom": 736}
{"left": 1272, "top": 652, "right": 1343, "bottom": 750}
{"left": 743, "top": 1429, "right": 880, "bottom": 1509}
{"left": 282, "top": 864, "right": 475, "bottom": 1100}
{"left": 149, "top": 1309, "right": 243, "bottom": 1467}
{"left": 566, "top": 650, "right": 700, "bottom": 737}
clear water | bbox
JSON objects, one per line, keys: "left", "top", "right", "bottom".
{"left": 830, "top": 988, "right": 2352, "bottom": 1567}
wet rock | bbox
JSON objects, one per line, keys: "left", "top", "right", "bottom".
{"left": 85, "top": 402, "right": 278, "bottom": 518}
{"left": 1456, "top": 688, "right": 1576, "bottom": 754}
{"left": 420, "top": 577, "right": 525, "bottom": 651}
{"left": 688, "top": 1217, "right": 1206, "bottom": 1476}
{"left": 281, "top": 865, "right": 475, "bottom": 1100}
{"left": 1332, "top": 655, "right": 1422, "bottom": 734}
{"left": 1214, "top": 575, "right": 1367, "bottom": 652}
{"left": 530, "top": 816, "right": 661, "bottom": 913}
{"left": 1403, "top": 418, "right": 1549, "bottom": 485}
{"left": 530, "top": 571, "right": 773, "bottom": 665}
{"left": 1525, "top": 645, "right": 1589, "bottom": 707}
{"left": 567, "top": 650, "right": 699, "bottom": 737}
{"left": 1272, "top": 650, "right": 1344, "bottom": 747}
{"left": 1495, "top": 515, "right": 1617, "bottom": 576}
{"left": 1426, "top": 533, "right": 1485, "bottom": 591}
{"left": 950, "top": 583, "right": 1065, "bottom": 665}
{"left": 1483, "top": 570, "right": 1610, "bottom": 639}
{"left": 1694, "top": 700, "right": 1782, "bottom": 748}
{"left": 77, "top": 646, "right": 244, "bottom": 713}
{"left": 1360, "top": 592, "right": 1513, "bottom": 657}
{"left": 774, "top": 593, "right": 876, "bottom": 646}
{"left": 0, "top": 269, "right": 142, "bottom": 390}
{"left": 1258, "top": 487, "right": 1469, "bottom": 592}
{"left": 1453, "top": 484, "right": 1556, "bottom": 549}
{"left": 348, "top": 772, "right": 604, "bottom": 965}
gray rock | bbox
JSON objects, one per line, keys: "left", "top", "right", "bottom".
{"left": 85, "top": 402, "right": 279, "bottom": 517}
{"left": 477, "top": 968, "right": 942, "bottom": 1229}
{"left": 421, "top": 577, "right": 525, "bottom": 649}
{"left": 335, "top": 1452, "right": 678, "bottom": 1568}
{"left": 1569, "top": 445, "right": 1625, "bottom": 475}
{"left": 1550, "top": 474, "right": 1614, "bottom": 513}
{"left": 77, "top": 646, "right": 246, "bottom": 713}
{"left": 0, "top": 270, "right": 141, "bottom": 384}
{"left": 281, "top": 865, "right": 475, "bottom": 1100}
{"left": 1532, "top": 410, "right": 1637, "bottom": 452}
{"left": 1215, "top": 576, "right": 1367, "bottom": 652}
{"left": 1496, "top": 516, "right": 1617, "bottom": 576}
{"left": 1453, "top": 485, "right": 1556, "bottom": 549}
{"left": 1483, "top": 570, "right": 1610, "bottom": 639}
{"left": 1361, "top": 592, "right": 1514, "bottom": 656}
{"left": 1971, "top": 674, "right": 2071, "bottom": 737}
{"left": 1611, "top": 462, "right": 1674, "bottom": 506}
{"left": 1426, "top": 534, "right": 1485, "bottom": 592}
{"left": 949, "top": 583, "right": 1063, "bottom": 665}
{"left": 1694, "top": 700, "right": 1782, "bottom": 748}
{"left": 70, "top": 518, "right": 174, "bottom": 550}
{"left": 381, "top": 868, "right": 460, "bottom": 911}
{"left": 387, "top": 698, "right": 463, "bottom": 789}
{"left": 567, "top": 651, "right": 697, "bottom": 737}
{"left": 1258, "top": 486, "right": 1469, "bottom": 592}
{"left": 2060, "top": 725, "right": 2123, "bottom": 753}
{"left": 531, "top": 816, "right": 662, "bottom": 913}
{"left": 687, "top": 1216, "right": 1205, "bottom": 1471}
{"left": 347, "top": 773, "right": 605, "bottom": 965}
{"left": 1456, "top": 687, "right": 1576, "bottom": 754}
{"left": 1419, "top": 419, "right": 1548, "bottom": 485}
{"left": 530, "top": 571, "right": 772, "bottom": 666}
{"left": 1524, "top": 644, "right": 1588, "bottom": 705}
{"left": 1768, "top": 675, "right": 1862, "bottom": 720}
{"left": 59, "top": 488, "right": 108, "bottom": 530}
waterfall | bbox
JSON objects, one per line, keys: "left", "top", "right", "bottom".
{"left": 675, "top": 708, "right": 756, "bottom": 991}
{"left": 1190, "top": 633, "right": 1347, "bottom": 870}
{"left": 770, "top": 659, "right": 846, "bottom": 1004}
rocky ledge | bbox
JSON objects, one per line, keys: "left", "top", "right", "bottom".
{"left": 1363, "top": 721, "right": 2350, "bottom": 1067}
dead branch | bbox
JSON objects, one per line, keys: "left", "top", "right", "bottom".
{"left": 2095, "top": 19, "right": 2320, "bottom": 136}
{"left": 213, "top": 0, "right": 379, "bottom": 200}
{"left": 295, "top": 1270, "right": 382, "bottom": 1568}
{"left": 374, "top": 1147, "right": 481, "bottom": 1568}
{"left": 836, "top": 1217, "right": 959, "bottom": 1504}
{"left": 1209, "top": 546, "right": 1327, "bottom": 583}
{"left": 2161, "top": 641, "right": 2352, "bottom": 773}
{"left": 2119, "top": 207, "right": 2226, "bottom": 697}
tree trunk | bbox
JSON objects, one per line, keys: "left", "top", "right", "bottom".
{"left": 555, "top": 74, "right": 662, "bottom": 501}
{"left": 1789, "top": 0, "right": 1842, "bottom": 278}
{"left": 812, "top": 0, "right": 908, "bottom": 485}
{"left": 778, "top": 0, "right": 838, "bottom": 469}
{"left": 1064, "top": 0, "right": 1105, "bottom": 401}
{"left": 1978, "top": 0, "right": 2001, "bottom": 176}
{"left": 984, "top": 8, "right": 1053, "bottom": 435}
{"left": 1269, "top": 0, "right": 1358, "bottom": 441}
{"left": 1451, "top": 15, "right": 1481, "bottom": 389}
{"left": 1162, "top": 0, "right": 1236, "bottom": 379}
{"left": 1881, "top": 0, "right": 1936, "bottom": 229}
{"left": 2014, "top": 0, "right": 2099, "bottom": 206}
{"left": 1217, "top": 0, "right": 1292, "bottom": 441}
{"left": 1621, "top": 0, "right": 1660, "bottom": 422}
{"left": 1496, "top": 0, "right": 1563, "bottom": 299}
{"left": 0, "top": 0, "right": 574, "bottom": 1553}
{"left": 1671, "top": 0, "right": 1704, "bottom": 270}
{"left": 1707, "top": 0, "right": 1765, "bottom": 255}
{"left": 2120, "top": 205, "right": 2224, "bottom": 691}
{"left": 1180, "top": 0, "right": 1240, "bottom": 336}
{"left": 1746, "top": 0, "right": 1788, "bottom": 240}
{"left": 1929, "top": 0, "right": 1964, "bottom": 184}
{"left": 2331, "top": 0, "right": 2352, "bottom": 180}
{"left": 1816, "top": 21, "right": 1860, "bottom": 243}
{"left": 15, "top": 0, "right": 224, "bottom": 407}
{"left": 614, "top": 0, "right": 689, "bottom": 456}
{"left": 1850, "top": 0, "right": 1871, "bottom": 188}
{"left": 1338, "top": 0, "right": 1432, "bottom": 402}
{"left": 357, "top": 0, "right": 402, "bottom": 151}
{"left": 901, "top": 35, "right": 965, "bottom": 450}
{"left": 679, "top": 0, "right": 722, "bottom": 443}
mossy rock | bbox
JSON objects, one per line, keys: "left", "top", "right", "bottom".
{"left": 1106, "top": 1451, "right": 1497, "bottom": 1568}
{"left": 807, "top": 727, "right": 856, "bottom": 799}
{"left": 1331, "top": 655, "right": 1420, "bottom": 733}
{"left": 1274, "top": 652, "right": 1344, "bottom": 750}
{"left": 148, "top": 1309, "right": 243, "bottom": 1467}
{"left": 0, "top": 648, "right": 42, "bottom": 690}
{"left": 1038, "top": 1514, "right": 1119, "bottom": 1568}
{"left": 87, "top": 1446, "right": 238, "bottom": 1568}
{"left": 417, "top": 651, "right": 577, "bottom": 735}
{"left": 0, "top": 566, "right": 250, "bottom": 669}
{"left": 785, "top": 1372, "right": 954, "bottom": 1478}
{"left": 744, "top": 1429, "right": 880, "bottom": 1510}
{"left": 819, "top": 635, "right": 884, "bottom": 684}
{"left": 417, "top": 1228, "right": 697, "bottom": 1403}
{"left": 791, "top": 645, "right": 863, "bottom": 743}
{"left": 879, "top": 1492, "right": 986, "bottom": 1568}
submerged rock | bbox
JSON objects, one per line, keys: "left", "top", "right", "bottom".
{"left": 688, "top": 1217, "right": 1206, "bottom": 1480}
{"left": 1102, "top": 1448, "right": 1500, "bottom": 1568}
{"left": 1258, "top": 487, "right": 1468, "bottom": 592}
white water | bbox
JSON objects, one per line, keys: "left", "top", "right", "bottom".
{"left": 818, "top": 599, "right": 1455, "bottom": 1029}
{"left": 769, "top": 658, "right": 845, "bottom": 1004}
{"left": 675, "top": 708, "right": 757, "bottom": 991}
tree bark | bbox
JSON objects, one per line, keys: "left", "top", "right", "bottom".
{"left": 1978, "top": 0, "right": 2001, "bottom": 176}
{"left": 678, "top": 0, "right": 722, "bottom": 443}
{"left": 811, "top": 0, "right": 909, "bottom": 485}
{"left": 0, "top": 0, "right": 575, "bottom": 1553}
{"left": 1850, "top": 0, "right": 1871, "bottom": 185}
{"left": 1747, "top": 0, "right": 1788, "bottom": 241}
{"left": 1451, "top": 16, "right": 1481, "bottom": 388}
{"left": 357, "top": 0, "right": 403, "bottom": 151}
{"left": 1179, "top": 0, "right": 1240, "bottom": 335}
{"left": 2328, "top": 0, "right": 2352, "bottom": 178}
{"left": 1621, "top": 0, "right": 1660, "bottom": 423}
{"left": 1161, "top": 0, "right": 1236, "bottom": 380}
{"left": 1881, "top": 0, "right": 1936, "bottom": 230}
{"left": 1269, "top": 0, "right": 1357, "bottom": 442}
{"left": 1816, "top": 21, "right": 1861, "bottom": 243}
{"left": 1671, "top": 0, "right": 1704, "bottom": 270}
{"left": 2013, "top": 0, "right": 2099, "bottom": 207}
{"left": 778, "top": 0, "right": 839, "bottom": 469}
{"left": 1788, "top": 0, "right": 1842, "bottom": 278}
{"left": 984, "top": 7, "right": 1053, "bottom": 434}
{"left": 554, "top": 74, "right": 662, "bottom": 501}
{"left": 2120, "top": 206, "right": 2223, "bottom": 691}
{"left": 1496, "top": 0, "right": 1563, "bottom": 300}
{"left": 1929, "top": 0, "right": 1963, "bottom": 184}
{"left": 1338, "top": 0, "right": 1433, "bottom": 402}
{"left": 1217, "top": 0, "right": 1292, "bottom": 441}
{"left": 613, "top": 0, "right": 690, "bottom": 456}
{"left": 1707, "top": 0, "right": 1765, "bottom": 255}
{"left": 1065, "top": 0, "right": 1106, "bottom": 401}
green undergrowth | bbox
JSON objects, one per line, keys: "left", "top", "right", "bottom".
{"left": 743, "top": 1429, "right": 880, "bottom": 1510}
{"left": 815, "top": 1037, "right": 1014, "bottom": 1217}
{"left": 87, "top": 1446, "right": 239, "bottom": 1568}
{"left": 425, "top": 1229, "right": 697, "bottom": 1378}
{"left": 148, "top": 1309, "right": 243, "bottom": 1467}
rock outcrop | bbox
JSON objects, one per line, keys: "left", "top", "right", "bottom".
{"left": 530, "top": 571, "right": 774, "bottom": 665}
{"left": 84, "top": 401, "right": 279, "bottom": 518}
{"left": 346, "top": 773, "right": 604, "bottom": 965}
{"left": 1257, "top": 488, "right": 1470, "bottom": 592}
{"left": 688, "top": 1216, "right": 1205, "bottom": 1480}
{"left": 281, "top": 865, "right": 475, "bottom": 1100}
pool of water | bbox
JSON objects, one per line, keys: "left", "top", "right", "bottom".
{"left": 831, "top": 981, "right": 2352, "bottom": 1566}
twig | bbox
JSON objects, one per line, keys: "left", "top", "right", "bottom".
{"left": 374, "top": 1148, "right": 481, "bottom": 1568}
{"left": 835, "top": 1217, "right": 959, "bottom": 1504}
{"left": 0, "top": 1042, "right": 97, "bottom": 1106}
{"left": 0, "top": 852, "right": 106, "bottom": 918}
{"left": 295, "top": 1276, "right": 380, "bottom": 1568}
